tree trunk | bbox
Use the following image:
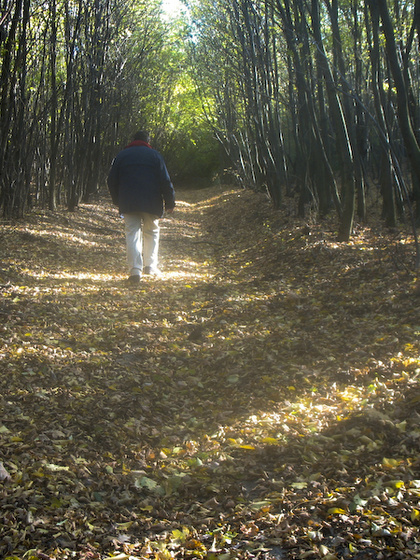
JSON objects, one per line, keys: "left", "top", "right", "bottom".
{"left": 366, "top": 0, "right": 396, "bottom": 227}
{"left": 376, "top": 0, "right": 420, "bottom": 185}
{"left": 48, "top": 0, "right": 58, "bottom": 211}
{"left": 313, "top": 0, "right": 355, "bottom": 241}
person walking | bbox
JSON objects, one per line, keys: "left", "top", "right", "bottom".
{"left": 107, "top": 130, "right": 175, "bottom": 286}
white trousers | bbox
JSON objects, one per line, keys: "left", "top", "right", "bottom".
{"left": 124, "top": 212, "right": 160, "bottom": 276}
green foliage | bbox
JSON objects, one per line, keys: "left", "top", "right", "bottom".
{"left": 157, "top": 73, "right": 220, "bottom": 179}
{"left": 106, "top": 2, "right": 220, "bottom": 182}
{"left": 0, "top": 0, "right": 221, "bottom": 216}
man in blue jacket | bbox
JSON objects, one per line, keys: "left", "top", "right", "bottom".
{"left": 107, "top": 131, "right": 175, "bottom": 286}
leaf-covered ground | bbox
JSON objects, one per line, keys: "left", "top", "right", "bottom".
{"left": 1, "top": 186, "right": 420, "bottom": 560}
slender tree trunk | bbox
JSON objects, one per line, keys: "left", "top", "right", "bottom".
{"left": 376, "top": 0, "right": 420, "bottom": 183}
{"left": 313, "top": 0, "right": 356, "bottom": 240}
{"left": 352, "top": 0, "right": 367, "bottom": 222}
{"left": 310, "top": 0, "right": 342, "bottom": 217}
{"left": 366, "top": 0, "right": 397, "bottom": 227}
{"left": 48, "top": 0, "right": 58, "bottom": 211}
{"left": 0, "top": 0, "right": 23, "bottom": 216}
{"left": 277, "top": 0, "right": 314, "bottom": 216}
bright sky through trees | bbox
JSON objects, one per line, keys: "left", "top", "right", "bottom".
{"left": 161, "top": 0, "right": 186, "bottom": 20}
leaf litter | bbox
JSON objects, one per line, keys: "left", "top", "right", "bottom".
{"left": 1, "top": 186, "right": 420, "bottom": 560}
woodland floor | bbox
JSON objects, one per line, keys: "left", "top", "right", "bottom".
{"left": 1, "top": 185, "right": 420, "bottom": 560}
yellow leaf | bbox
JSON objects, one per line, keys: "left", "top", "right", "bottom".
{"left": 261, "top": 437, "right": 278, "bottom": 444}
{"left": 116, "top": 521, "right": 134, "bottom": 530}
{"left": 239, "top": 444, "right": 255, "bottom": 450}
{"left": 387, "top": 480, "right": 405, "bottom": 489}
{"left": 172, "top": 529, "right": 186, "bottom": 541}
{"left": 155, "top": 550, "right": 172, "bottom": 560}
{"left": 327, "top": 507, "right": 347, "bottom": 515}
{"left": 249, "top": 500, "right": 271, "bottom": 511}
{"left": 411, "top": 508, "right": 420, "bottom": 522}
{"left": 382, "top": 457, "right": 401, "bottom": 468}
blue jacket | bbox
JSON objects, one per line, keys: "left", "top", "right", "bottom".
{"left": 107, "top": 143, "right": 175, "bottom": 217}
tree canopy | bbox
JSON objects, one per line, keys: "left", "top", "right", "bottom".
{"left": 0, "top": 0, "right": 219, "bottom": 217}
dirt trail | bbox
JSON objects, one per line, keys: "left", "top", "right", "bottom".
{"left": 1, "top": 186, "right": 420, "bottom": 559}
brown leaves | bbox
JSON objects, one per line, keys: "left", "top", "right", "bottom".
{"left": 0, "top": 187, "right": 420, "bottom": 559}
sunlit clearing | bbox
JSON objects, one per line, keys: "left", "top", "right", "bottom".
{"left": 163, "top": 260, "right": 213, "bottom": 280}
{"left": 208, "top": 379, "right": 395, "bottom": 451}
{"left": 25, "top": 270, "right": 118, "bottom": 282}
{"left": 23, "top": 261, "right": 211, "bottom": 283}
{"left": 164, "top": 270, "right": 210, "bottom": 280}
{"left": 31, "top": 229, "right": 101, "bottom": 247}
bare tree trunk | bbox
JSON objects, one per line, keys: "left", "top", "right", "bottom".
{"left": 0, "top": 0, "right": 24, "bottom": 216}
{"left": 352, "top": 0, "right": 367, "bottom": 223}
{"left": 366, "top": 0, "right": 397, "bottom": 227}
{"left": 276, "top": 0, "right": 313, "bottom": 216}
{"left": 0, "top": 0, "right": 33, "bottom": 218}
{"left": 376, "top": 0, "right": 420, "bottom": 184}
{"left": 48, "top": 0, "right": 58, "bottom": 211}
{"left": 313, "top": 0, "right": 356, "bottom": 241}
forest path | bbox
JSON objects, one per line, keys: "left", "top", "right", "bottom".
{"left": 1, "top": 186, "right": 420, "bottom": 559}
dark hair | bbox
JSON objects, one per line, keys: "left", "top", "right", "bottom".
{"left": 133, "top": 130, "right": 150, "bottom": 142}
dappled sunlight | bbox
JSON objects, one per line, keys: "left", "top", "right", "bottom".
{"left": 176, "top": 187, "right": 242, "bottom": 210}
{"left": 1, "top": 189, "right": 420, "bottom": 559}
{"left": 163, "top": 268, "right": 213, "bottom": 281}
{"left": 34, "top": 228, "right": 103, "bottom": 247}
{"left": 172, "top": 200, "right": 193, "bottom": 208}
{"left": 23, "top": 266, "right": 212, "bottom": 284}
{"left": 25, "top": 270, "right": 118, "bottom": 282}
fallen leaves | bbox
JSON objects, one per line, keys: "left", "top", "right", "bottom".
{"left": 1, "top": 187, "right": 420, "bottom": 559}
{"left": 0, "top": 461, "right": 11, "bottom": 481}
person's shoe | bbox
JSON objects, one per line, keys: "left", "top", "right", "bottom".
{"left": 127, "top": 275, "right": 141, "bottom": 286}
{"left": 143, "top": 266, "right": 161, "bottom": 276}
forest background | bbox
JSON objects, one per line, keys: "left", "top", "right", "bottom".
{"left": 1, "top": 0, "right": 420, "bottom": 559}
{"left": 1, "top": 0, "right": 420, "bottom": 242}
